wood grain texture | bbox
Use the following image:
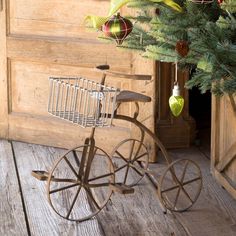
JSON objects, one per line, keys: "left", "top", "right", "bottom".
{"left": 229, "top": 94, "right": 236, "bottom": 116}
{"left": 216, "top": 143, "right": 236, "bottom": 172}
{"left": 7, "top": 36, "right": 132, "bottom": 69}
{"left": 12, "top": 141, "right": 104, "bottom": 236}
{"left": 130, "top": 55, "right": 157, "bottom": 162}
{"left": 2, "top": 0, "right": 135, "bottom": 151}
{"left": 211, "top": 95, "right": 236, "bottom": 199}
{"left": 2, "top": 140, "right": 236, "bottom": 236}
{"left": 0, "top": 0, "right": 8, "bottom": 138}
{"left": 0, "top": 140, "right": 28, "bottom": 236}
{"left": 6, "top": 59, "right": 131, "bottom": 153}
{"left": 149, "top": 147, "right": 236, "bottom": 236}
{"left": 9, "top": 0, "right": 110, "bottom": 39}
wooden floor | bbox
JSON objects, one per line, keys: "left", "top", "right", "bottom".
{"left": 1, "top": 139, "right": 236, "bottom": 236}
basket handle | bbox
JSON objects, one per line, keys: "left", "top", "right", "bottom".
{"left": 95, "top": 64, "right": 152, "bottom": 81}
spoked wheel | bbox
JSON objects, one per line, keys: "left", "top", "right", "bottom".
{"left": 158, "top": 159, "right": 202, "bottom": 212}
{"left": 111, "top": 139, "right": 149, "bottom": 187}
{"left": 47, "top": 145, "right": 115, "bottom": 222}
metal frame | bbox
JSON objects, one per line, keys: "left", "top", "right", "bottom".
{"left": 32, "top": 65, "right": 203, "bottom": 222}
{"left": 48, "top": 77, "right": 119, "bottom": 128}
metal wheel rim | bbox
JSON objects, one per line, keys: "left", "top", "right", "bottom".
{"left": 111, "top": 138, "right": 149, "bottom": 187}
{"left": 158, "top": 159, "right": 202, "bottom": 212}
{"left": 47, "top": 145, "right": 115, "bottom": 222}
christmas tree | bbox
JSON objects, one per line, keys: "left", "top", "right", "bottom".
{"left": 86, "top": 0, "right": 236, "bottom": 95}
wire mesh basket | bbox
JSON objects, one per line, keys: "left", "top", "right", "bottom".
{"left": 48, "top": 77, "right": 119, "bottom": 128}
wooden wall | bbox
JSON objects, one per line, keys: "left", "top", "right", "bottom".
{"left": 211, "top": 95, "right": 236, "bottom": 199}
{"left": 0, "top": 1, "right": 194, "bottom": 162}
{"left": 0, "top": 0, "right": 135, "bottom": 155}
{"left": 0, "top": 0, "right": 160, "bottom": 160}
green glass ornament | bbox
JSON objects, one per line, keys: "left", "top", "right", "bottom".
{"left": 169, "top": 84, "right": 184, "bottom": 117}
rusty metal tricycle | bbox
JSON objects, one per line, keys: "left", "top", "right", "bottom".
{"left": 32, "top": 65, "right": 202, "bottom": 222}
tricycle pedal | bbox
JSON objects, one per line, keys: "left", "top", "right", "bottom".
{"left": 31, "top": 170, "right": 52, "bottom": 181}
{"left": 110, "top": 183, "right": 135, "bottom": 194}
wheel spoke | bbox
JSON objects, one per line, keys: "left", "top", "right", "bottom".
{"left": 86, "top": 182, "right": 111, "bottom": 188}
{"left": 180, "top": 186, "right": 194, "bottom": 204}
{"left": 161, "top": 184, "right": 180, "bottom": 194}
{"left": 130, "top": 164, "right": 144, "bottom": 176}
{"left": 49, "top": 182, "right": 80, "bottom": 194}
{"left": 88, "top": 172, "right": 114, "bottom": 182}
{"left": 66, "top": 186, "right": 82, "bottom": 219}
{"left": 51, "top": 177, "right": 78, "bottom": 183}
{"left": 124, "top": 166, "right": 130, "bottom": 184}
{"left": 72, "top": 150, "right": 80, "bottom": 168}
{"left": 114, "top": 164, "right": 128, "bottom": 173}
{"left": 180, "top": 160, "right": 189, "bottom": 184}
{"left": 173, "top": 187, "right": 181, "bottom": 209}
{"left": 132, "top": 152, "right": 148, "bottom": 163}
{"left": 85, "top": 188, "right": 101, "bottom": 210}
{"left": 182, "top": 177, "right": 201, "bottom": 186}
{"left": 169, "top": 166, "right": 181, "bottom": 185}
{"left": 115, "top": 150, "right": 128, "bottom": 163}
{"left": 63, "top": 156, "right": 79, "bottom": 178}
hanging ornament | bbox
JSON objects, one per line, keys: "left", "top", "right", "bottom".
{"left": 169, "top": 84, "right": 184, "bottom": 117}
{"left": 188, "top": 0, "right": 214, "bottom": 4}
{"left": 218, "top": 0, "right": 223, "bottom": 4}
{"left": 155, "top": 8, "right": 160, "bottom": 16}
{"left": 169, "top": 64, "right": 184, "bottom": 117}
{"left": 85, "top": 0, "right": 182, "bottom": 30}
{"left": 175, "top": 40, "right": 189, "bottom": 57}
{"left": 102, "top": 13, "right": 133, "bottom": 45}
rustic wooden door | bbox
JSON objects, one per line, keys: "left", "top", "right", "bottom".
{"left": 211, "top": 95, "right": 236, "bottom": 199}
{"left": 0, "top": 0, "right": 138, "bottom": 153}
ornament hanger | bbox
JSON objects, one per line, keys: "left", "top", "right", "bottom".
{"left": 174, "top": 62, "right": 178, "bottom": 85}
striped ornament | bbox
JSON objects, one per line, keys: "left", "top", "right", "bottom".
{"left": 102, "top": 13, "right": 133, "bottom": 45}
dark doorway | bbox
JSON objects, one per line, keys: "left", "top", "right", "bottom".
{"left": 189, "top": 87, "right": 211, "bottom": 156}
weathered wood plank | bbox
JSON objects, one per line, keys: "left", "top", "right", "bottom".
{"left": 211, "top": 94, "right": 236, "bottom": 200}
{"left": 12, "top": 141, "right": 104, "bottom": 236}
{"left": 11, "top": 141, "right": 236, "bottom": 236}
{"left": 7, "top": 59, "right": 131, "bottom": 152}
{"left": 9, "top": 0, "right": 110, "bottom": 40}
{"left": 0, "top": 140, "right": 28, "bottom": 236}
{"left": 0, "top": 0, "right": 8, "bottom": 138}
{"left": 149, "top": 147, "right": 236, "bottom": 236}
{"left": 7, "top": 37, "right": 132, "bottom": 69}
{"left": 216, "top": 143, "right": 236, "bottom": 172}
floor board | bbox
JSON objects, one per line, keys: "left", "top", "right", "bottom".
{"left": 12, "top": 141, "right": 103, "bottom": 236}
{"left": 1, "top": 140, "right": 236, "bottom": 236}
{"left": 0, "top": 140, "right": 28, "bottom": 236}
{"left": 148, "top": 147, "right": 236, "bottom": 236}
{"left": 95, "top": 158, "right": 188, "bottom": 236}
